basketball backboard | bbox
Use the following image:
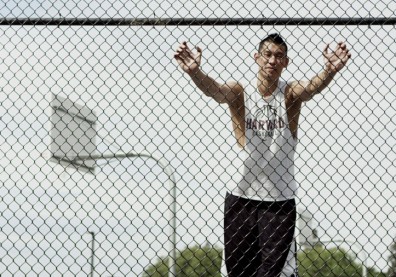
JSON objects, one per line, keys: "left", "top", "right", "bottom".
{"left": 50, "top": 94, "right": 97, "bottom": 174}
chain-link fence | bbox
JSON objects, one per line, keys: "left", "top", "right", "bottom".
{"left": 1, "top": 1, "right": 396, "bottom": 276}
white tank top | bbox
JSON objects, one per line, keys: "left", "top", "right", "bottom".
{"left": 232, "top": 80, "right": 298, "bottom": 201}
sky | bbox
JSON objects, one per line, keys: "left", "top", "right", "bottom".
{"left": 0, "top": 0, "right": 396, "bottom": 276}
{"left": 0, "top": 0, "right": 395, "bottom": 18}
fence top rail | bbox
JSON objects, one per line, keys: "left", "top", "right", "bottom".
{"left": 0, "top": 17, "right": 395, "bottom": 26}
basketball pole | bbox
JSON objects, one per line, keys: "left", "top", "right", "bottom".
{"left": 72, "top": 151, "right": 177, "bottom": 277}
{"left": 88, "top": 231, "right": 96, "bottom": 277}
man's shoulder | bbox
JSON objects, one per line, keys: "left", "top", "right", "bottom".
{"left": 283, "top": 80, "right": 301, "bottom": 97}
{"left": 280, "top": 79, "right": 295, "bottom": 90}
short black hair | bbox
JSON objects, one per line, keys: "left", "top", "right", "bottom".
{"left": 258, "top": 33, "right": 288, "bottom": 54}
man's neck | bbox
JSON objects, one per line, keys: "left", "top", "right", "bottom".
{"left": 256, "top": 76, "right": 279, "bottom": 97}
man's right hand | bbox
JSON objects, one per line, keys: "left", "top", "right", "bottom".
{"left": 174, "top": 42, "right": 202, "bottom": 75}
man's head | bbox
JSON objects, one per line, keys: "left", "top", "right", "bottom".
{"left": 258, "top": 33, "right": 288, "bottom": 54}
{"left": 255, "top": 33, "right": 289, "bottom": 82}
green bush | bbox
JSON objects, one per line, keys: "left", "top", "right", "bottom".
{"left": 298, "top": 245, "right": 386, "bottom": 277}
{"left": 143, "top": 243, "right": 385, "bottom": 277}
{"left": 143, "top": 244, "right": 222, "bottom": 277}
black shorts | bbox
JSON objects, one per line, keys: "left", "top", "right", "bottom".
{"left": 224, "top": 193, "right": 297, "bottom": 277}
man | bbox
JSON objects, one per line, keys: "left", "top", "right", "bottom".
{"left": 174, "top": 33, "right": 351, "bottom": 277}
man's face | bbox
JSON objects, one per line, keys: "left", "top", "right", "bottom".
{"left": 255, "top": 42, "right": 289, "bottom": 81}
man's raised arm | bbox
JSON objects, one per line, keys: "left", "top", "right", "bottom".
{"left": 174, "top": 41, "right": 243, "bottom": 105}
{"left": 289, "top": 41, "right": 352, "bottom": 102}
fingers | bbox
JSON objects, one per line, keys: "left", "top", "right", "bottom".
{"left": 194, "top": 45, "right": 203, "bottom": 64}
{"left": 196, "top": 46, "right": 202, "bottom": 54}
{"left": 323, "top": 43, "right": 330, "bottom": 55}
{"left": 174, "top": 53, "right": 185, "bottom": 68}
{"left": 174, "top": 42, "right": 192, "bottom": 59}
{"left": 342, "top": 50, "right": 352, "bottom": 64}
{"left": 174, "top": 41, "right": 202, "bottom": 60}
{"left": 335, "top": 41, "right": 351, "bottom": 54}
{"left": 174, "top": 41, "right": 203, "bottom": 74}
{"left": 174, "top": 42, "right": 189, "bottom": 60}
{"left": 325, "top": 41, "right": 350, "bottom": 51}
{"left": 338, "top": 42, "right": 351, "bottom": 62}
{"left": 336, "top": 41, "right": 346, "bottom": 50}
{"left": 324, "top": 41, "right": 351, "bottom": 59}
{"left": 323, "top": 41, "right": 352, "bottom": 72}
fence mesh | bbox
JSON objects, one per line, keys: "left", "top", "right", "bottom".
{"left": 0, "top": 1, "right": 396, "bottom": 276}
